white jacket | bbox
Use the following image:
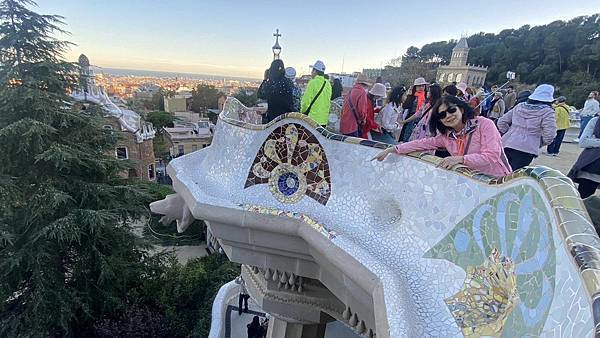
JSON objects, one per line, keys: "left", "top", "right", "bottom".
{"left": 376, "top": 102, "right": 402, "bottom": 131}
{"left": 580, "top": 99, "right": 600, "bottom": 117}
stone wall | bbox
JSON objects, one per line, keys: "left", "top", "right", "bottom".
{"left": 105, "top": 116, "right": 156, "bottom": 180}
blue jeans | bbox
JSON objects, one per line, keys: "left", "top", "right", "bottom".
{"left": 579, "top": 116, "right": 594, "bottom": 137}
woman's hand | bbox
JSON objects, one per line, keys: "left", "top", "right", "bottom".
{"left": 437, "top": 156, "right": 464, "bottom": 169}
{"left": 372, "top": 147, "right": 395, "bottom": 162}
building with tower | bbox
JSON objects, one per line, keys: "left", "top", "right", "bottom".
{"left": 436, "top": 37, "right": 487, "bottom": 87}
{"left": 72, "top": 54, "right": 157, "bottom": 181}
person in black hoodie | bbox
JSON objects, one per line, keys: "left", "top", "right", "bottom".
{"left": 331, "top": 78, "right": 343, "bottom": 100}
{"left": 257, "top": 59, "right": 294, "bottom": 124}
{"left": 247, "top": 316, "right": 265, "bottom": 338}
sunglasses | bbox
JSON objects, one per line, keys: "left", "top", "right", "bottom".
{"left": 437, "top": 106, "right": 458, "bottom": 118}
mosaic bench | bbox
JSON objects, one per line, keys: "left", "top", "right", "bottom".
{"left": 152, "top": 97, "right": 600, "bottom": 338}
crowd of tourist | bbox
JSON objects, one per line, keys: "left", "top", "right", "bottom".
{"left": 255, "top": 58, "right": 600, "bottom": 196}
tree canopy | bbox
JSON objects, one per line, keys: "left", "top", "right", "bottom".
{"left": 190, "top": 84, "right": 220, "bottom": 113}
{"left": 0, "top": 0, "right": 162, "bottom": 335}
{"left": 144, "top": 110, "right": 176, "bottom": 130}
{"left": 386, "top": 14, "right": 600, "bottom": 106}
{"left": 234, "top": 88, "right": 258, "bottom": 107}
{"left": 0, "top": 2, "right": 241, "bottom": 336}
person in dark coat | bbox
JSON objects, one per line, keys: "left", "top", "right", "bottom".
{"left": 247, "top": 316, "right": 265, "bottom": 338}
{"left": 569, "top": 116, "right": 600, "bottom": 198}
{"left": 515, "top": 90, "right": 531, "bottom": 106}
{"left": 257, "top": 59, "right": 294, "bottom": 124}
{"left": 331, "top": 78, "right": 343, "bottom": 100}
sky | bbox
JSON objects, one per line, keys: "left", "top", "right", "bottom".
{"left": 36, "top": 0, "right": 600, "bottom": 79}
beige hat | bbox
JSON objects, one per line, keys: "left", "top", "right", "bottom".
{"left": 356, "top": 74, "right": 372, "bottom": 86}
{"left": 456, "top": 82, "right": 468, "bottom": 95}
{"left": 369, "top": 83, "right": 387, "bottom": 98}
{"left": 413, "top": 77, "right": 429, "bottom": 86}
{"left": 494, "top": 91, "right": 503, "bottom": 98}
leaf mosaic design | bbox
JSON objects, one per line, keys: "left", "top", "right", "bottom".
{"left": 424, "top": 186, "right": 556, "bottom": 337}
{"left": 245, "top": 123, "right": 331, "bottom": 205}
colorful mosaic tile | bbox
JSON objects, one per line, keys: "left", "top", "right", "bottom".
{"left": 445, "top": 248, "right": 518, "bottom": 337}
{"left": 245, "top": 123, "right": 331, "bottom": 205}
{"left": 240, "top": 203, "right": 337, "bottom": 240}
{"left": 165, "top": 97, "right": 600, "bottom": 336}
{"left": 425, "top": 186, "right": 555, "bottom": 337}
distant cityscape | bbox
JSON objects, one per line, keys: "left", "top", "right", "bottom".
{"left": 92, "top": 66, "right": 262, "bottom": 99}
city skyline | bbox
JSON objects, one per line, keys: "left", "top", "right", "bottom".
{"left": 37, "top": 0, "right": 600, "bottom": 78}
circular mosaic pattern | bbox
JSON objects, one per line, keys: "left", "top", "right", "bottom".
{"left": 278, "top": 172, "right": 300, "bottom": 196}
{"left": 245, "top": 123, "right": 331, "bottom": 205}
{"left": 268, "top": 164, "right": 307, "bottom": 204}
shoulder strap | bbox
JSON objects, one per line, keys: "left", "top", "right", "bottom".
{"left": 462, "top": 120, "right": 479, "bottom": 155}
{"left": 303, "top": 79, "right": 327, "bottom": 115}
{"left": 348, "top": 88, "right": 362, "bottom": 123}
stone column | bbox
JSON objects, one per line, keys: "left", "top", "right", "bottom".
{"left": 266, "top": 317, "right": 326, "bottom": 338}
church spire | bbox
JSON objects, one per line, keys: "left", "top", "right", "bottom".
{"left": 450, "top": 37, "right": 469, "bottom": 67}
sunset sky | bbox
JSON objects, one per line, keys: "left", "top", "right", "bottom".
{"left": 37, "top": 0, "right": 600, "bottom": 78}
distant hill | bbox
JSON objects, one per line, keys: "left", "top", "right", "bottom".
{"left": 389, "top": 13, "right": 600, "bottom": 107}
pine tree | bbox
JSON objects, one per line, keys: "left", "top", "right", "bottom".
{"left": 0, "top": 1, "right": 161, "bottom": 335}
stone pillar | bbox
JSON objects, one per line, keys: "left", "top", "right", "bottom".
{"left": 266, "top": 317, "right": 326, "bottom": 338}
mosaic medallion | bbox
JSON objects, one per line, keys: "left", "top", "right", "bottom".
{"left": 245, "top": 123, "right": 331, "bottom": 205}
{"left": 425, "top": 186, "right": 555, "bottom": 336}
{"left": 445, "top": 248, "right": 518, "bottom": 337}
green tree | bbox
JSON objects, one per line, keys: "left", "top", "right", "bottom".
{"left": 191, "top": 84, "right": 219, "bottom": 114}
{"left": 234, "top": 88, "right": 258, "bottom": 107}
{"left": 98, "top": 254, "right": 240, "bottom": 337}
{"left": 143, "top": 111, "right": 176, "bottom": 159}
{"left": 392, "top": 13, "right": 600, "bottom": 106}
{"left": 0, "top": 0, "right": 163, "bottom": 335}
{"left": 145, "top": 110, "right": 175, "bottom": 130}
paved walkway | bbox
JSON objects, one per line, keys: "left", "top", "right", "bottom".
{"left": 223, "top": 294, "right": 360, "bottom": 338}
{"left": 150, "top": 244, "right": 208, "bottom": 264}
{"left": 131, "top": 217, "right": 209, "bottom": 264}
{"left": 224, "top": 296, "right": 266, "bottom": 338}
{"left": 530, "top": 128, "right": 582, "bottom": 175}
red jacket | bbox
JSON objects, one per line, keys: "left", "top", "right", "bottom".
{"left": 340, "top": 84, "right": 369, "bottom": 135}
{"left": 361, "top": 101, "right": 380, "bottom": 139}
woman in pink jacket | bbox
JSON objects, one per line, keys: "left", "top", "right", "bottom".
{"left": 373, "top": 95, "right": 512, "bottom": 177}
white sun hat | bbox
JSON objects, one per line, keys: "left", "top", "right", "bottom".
{"left": 285, "top": 67, "right": 296, "bottom": 79}
{"left": 369, "top": 83, "right": 387, "bottom": 98}
{"left": 413, "top": 77, "right": 429, "bottom": 86}
{"left": 528, "top": 84, "right": 555, "bottom": 102}
{"left": 309, "top": 60, "right": 326, "bottom": 73}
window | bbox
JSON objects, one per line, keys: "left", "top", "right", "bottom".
{"left": 148, "top": 164, "right": 155, "bottom": 180}
{"left": 456, "top": 74, "right": 462, "bottom": 83}
{"left": 178, "top": 145, "right": 184, "bottom": 156}
{"left": 116, "top": 147, "right": 128, "bottom": 160}
{"left": 192, "top": 144, "right": 198, "bottom": 152}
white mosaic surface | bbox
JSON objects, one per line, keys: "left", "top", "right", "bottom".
{"left": 168, "top": 118, "right": 594, "bottom": 337}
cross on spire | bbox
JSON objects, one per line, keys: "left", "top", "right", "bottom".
{"left": 272, "top": 28, "right": 282, "bottom": 59}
